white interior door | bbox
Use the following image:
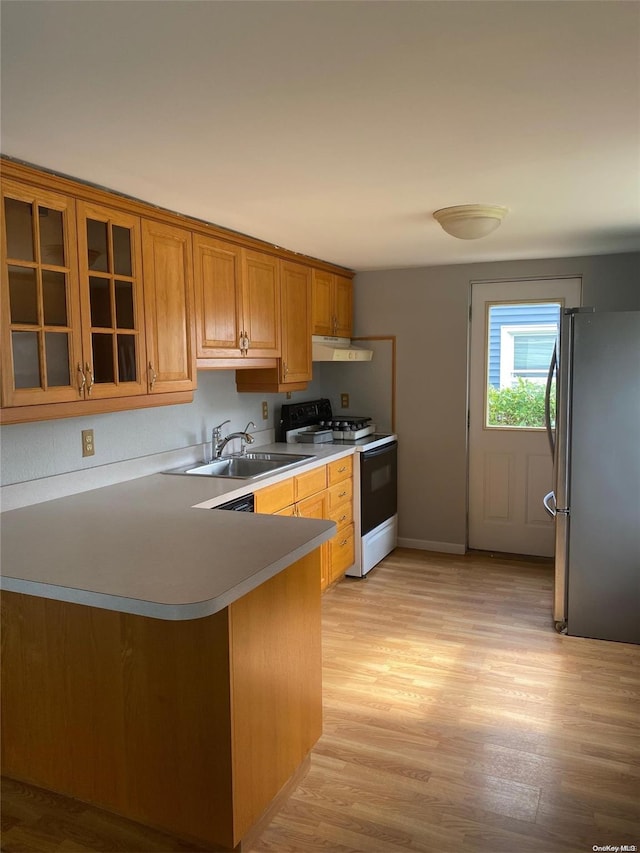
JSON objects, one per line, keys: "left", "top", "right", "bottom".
{"left": 468, "top": 278, "right": 582, "bottom": 556}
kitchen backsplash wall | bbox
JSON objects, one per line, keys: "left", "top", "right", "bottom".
{"left": 0, "top": 370, "right": 331, "bottom": 487}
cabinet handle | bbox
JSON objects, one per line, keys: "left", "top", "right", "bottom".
{"left": 149, "top": 362, "right": 157, "bottom": 389}
{"left": 245, "top": 335, "right": 250, "bottom": 351}
{"left": 84, "top": 362, "right": 94, "bottom": 395}
{"left": 340, "top": 538, "right": 348, "bottom": 546}
{"left": 77, "top": 363, "right": 86, "bottom": 397}
{"left": 338, "top": 466, "right": 347, "bottom": 473}
{"left": 283, "top": 362, "right": 288, "bottom": 378}
{"left": 338, "top": 490, "right": 347, "bottom": 498}
{"left": 333, "top": 315, "right": 338, "bottom": 335}
{"left": 339, "top": 514, "right": 347, "bottom": 523}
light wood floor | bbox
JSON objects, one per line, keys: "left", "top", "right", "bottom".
{"left": 2, "top": 548, "right": 639, "bottom": 852}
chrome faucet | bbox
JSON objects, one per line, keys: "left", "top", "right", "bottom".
{"left": 212, "top": 420, "right": 256, "bottom": 458}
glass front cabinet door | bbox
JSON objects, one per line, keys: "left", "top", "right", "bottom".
{"left": 76, "top": 202, "right": 146, "bottom": 399}
{"left": 1, "top": 183, "right": 147, "bottom": 410}
{"left": 1, "top": 180, "right": 84, "bottom": 407}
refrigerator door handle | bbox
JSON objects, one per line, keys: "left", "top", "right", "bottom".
{"left": 543, "top": 491, "right": 557, "bottom": 518}
{"left": 544, "top": 342, "right": 557, "bottom": 461}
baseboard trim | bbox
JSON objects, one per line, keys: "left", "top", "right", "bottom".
{"left": 397, "top": 537, "right": 466, "bottom": 555}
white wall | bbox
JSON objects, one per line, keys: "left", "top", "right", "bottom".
{"left": 350, "top": 252, "right": 640, "bottom": 552}
{"left": 0, "top": 371, "right": 330, "bottom": 487}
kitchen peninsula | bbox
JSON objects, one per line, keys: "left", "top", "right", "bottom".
{"left": 1, "top": 473, "right": 336, "bottom": 851}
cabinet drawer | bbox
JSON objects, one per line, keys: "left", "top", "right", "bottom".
{"left": 255, "top": 478, "right": 295, "bottom": 514}
{"left": 327, "top": 478, "right": 353, "bottom": 512}
{"left": 329, "top": 523, "right": 355, "bottom": 579}
{"left": 294, "top": 466, "right": 327, "bottom": 502}
{"left": 327, "top": 456, "right": 353, "bottom": 485}
{"left": 327, "top": 501, "right": 353, "bottom": 529}
{"left": 275, "top": 505, "right": 295, "bottom": 517}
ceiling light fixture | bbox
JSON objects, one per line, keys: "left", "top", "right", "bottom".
{"left": 433, "top": 204, "right": 509, "bottom": 240}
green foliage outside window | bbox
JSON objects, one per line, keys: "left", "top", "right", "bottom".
{"left": 487, "top": 378, "right": 554, "bottom": 428}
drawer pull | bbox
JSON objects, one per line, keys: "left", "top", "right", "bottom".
{"left": 339, "top": 514, "right": 347, "bottom": 523}
{"left": 338, "top": 490, "right": 347, "bottom": 498}
{"left": 340, "top": 538, "right": 348, "bottom": 546}
{"left": 338, "top": 465, "right": 347, "bottom": 473}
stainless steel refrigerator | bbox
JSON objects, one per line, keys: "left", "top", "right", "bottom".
{"left": 544, "top": 308, "right": 640, "bottom": 644}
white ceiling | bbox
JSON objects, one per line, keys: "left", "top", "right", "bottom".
{"left": 2, "top": 1, "right": 639, "bottom": 271}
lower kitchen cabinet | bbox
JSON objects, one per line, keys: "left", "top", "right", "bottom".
{"left": 255, "top": 458, "right": 354, "bottom": 590}
{"left": 325, "top": 457, "right": 355, "bottom": 584}
{"left": 1, "top": 550, "right": 322, "bottom": 851}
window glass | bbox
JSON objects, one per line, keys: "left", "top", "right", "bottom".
{"left": 5, "top": 198, "right": 34, "bottom": 261}
{"left": 486, "top": 302, "right": 560, "bottom": 428}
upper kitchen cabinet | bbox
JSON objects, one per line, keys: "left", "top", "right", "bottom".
{"left": 312, "top": 270, "right": 353, "bottom": 338}
{"left": 76, "top": 201, "right": 147, "bottom": 399}
{"left": 141, "top": 220, "right": 196, "bottom": 394}
{"left": 235, "top": 260, "right": 311, "bottom": 393}
{"left": 194, "top": 234, "right": 280, "bottom": 365}
{"left": 1, "top": 180, "right": 83, "bottom": 408}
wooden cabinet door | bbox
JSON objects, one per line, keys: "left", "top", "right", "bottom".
{"left": 193, "top": 235, "right": 242, "bottom": 357}
{"left": 334, "top": 274, "right": 353, "bottom": 338}
{"left": 311, "top": 269, "right": 334, "bottom": 336}
{"left": 76, "top": 202, "right": 146, "bottom": 399}
{"left": 280, "top": 261, "right": 312, "bottom": 384}
{"left": 297, "top": 491, "right": 329, "bottom": 591}
{"left": 242, "top": 250, "right": 280, "bottom": 357}
{"left": 141, "top": 220, "right": 195, "bottom": 393}
{"left": 1, "top": 180, "right": 84, "bottom": 407}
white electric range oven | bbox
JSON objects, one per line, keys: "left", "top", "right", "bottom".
{"left": 278, "top": 399, "right": 397, "bottom": 577}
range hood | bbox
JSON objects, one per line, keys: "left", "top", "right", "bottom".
{"left": 312, "top": 335, "right": 373, "bottom": 362}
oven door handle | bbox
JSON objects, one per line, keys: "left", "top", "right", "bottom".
{"left": 362, "top": 440, "right": 397, "bottom": 460}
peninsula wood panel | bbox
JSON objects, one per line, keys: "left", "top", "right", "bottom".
{"left": 1, "top": 550, "right": 324, "bottom": 851}
{"left": 229, "top": 550, "right": 322, "bottom": 841}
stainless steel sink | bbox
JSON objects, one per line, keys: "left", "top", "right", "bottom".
{"left": 163, "top": 452, "right": 314, "bottom": 480}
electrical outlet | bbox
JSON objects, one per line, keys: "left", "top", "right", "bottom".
{"left": 341, "top": 393, "right": 349, "bottom": 409}
{"left": 262, "top": 401, "right": 269, "bottom": 420}
{"left": 81, "top": 429, "right": 95, "bottom": 457}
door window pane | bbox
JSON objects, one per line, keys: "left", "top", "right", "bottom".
{"left": 89, "top": 276, "right": 112, "bottom": 327}
{"left": 117, "top": 334, "right": 137, "bottom": 382}
{"left": 486, "top": 302, "right": 560, "bottom": 428}
{"left": 92, "top": 333, "right": 114, "bottom": 383}
{"left": 8, "top": 265, "right": 38, "bottom": 324}
{"left": 113, "top": 225, "right": 132, "bottom": 276}
{"left": 86, "top": 219, "right": 109, "bottom": 271}
{"left": 45, "top": 332, "right": 70, "bottom": 386}
{"left": 4, "top": 198, "right": 34, "bottom": 261}
{"left": 115, "top": 280, "right": 134, "bottom": 328}
{"left": 12, "top": 331, "right": 41, "bottom": 388}
{"left": 39, "top": 208, "right": 65, "bottom": 266}
{"left": 42, "top": 270, "right": 68, "bottom": 326}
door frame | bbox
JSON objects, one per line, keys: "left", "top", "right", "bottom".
{"left": 465, "top": 275, "right": 583, "bottom": 553}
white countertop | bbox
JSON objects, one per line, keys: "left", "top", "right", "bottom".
{"left": 0, "top": 444, "right": 355, "bottom": 621}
